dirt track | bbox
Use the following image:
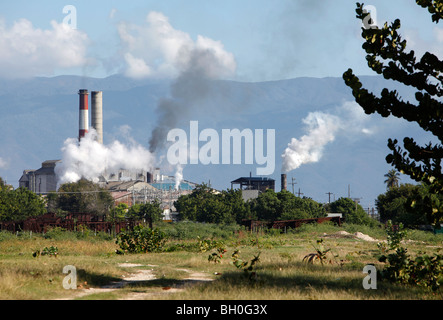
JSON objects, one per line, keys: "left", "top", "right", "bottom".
{"left": 60, "top": 263, "right": 214, "bottom": 300}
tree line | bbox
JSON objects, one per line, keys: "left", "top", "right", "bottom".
{"left": 174, "top": 183, "right": 378, "bottom": 226}
{"left": 0, "top": 178, "right": 162, "bottom": 225}
{"left": 0, "top": 173, "right": 441, "bottom": 229}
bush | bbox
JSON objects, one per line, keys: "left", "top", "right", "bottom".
{"left": 378, "top": 221, "right": 443, "bottom": 291}
{"left": 116, "top": 224, "right": 167, "bottom": 253}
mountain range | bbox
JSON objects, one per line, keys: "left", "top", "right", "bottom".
{"left": 0, "top": 74, "right": 435, "bottom": 210}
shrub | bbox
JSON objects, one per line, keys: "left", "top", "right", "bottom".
{"left": 116, "top": 225, "right": 167, "bottom": 254}
{"left": 378, "top": 221, "right": 443, "bottom": 291}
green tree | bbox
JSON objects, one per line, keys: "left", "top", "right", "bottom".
{"left": 376, "top": 183, "right": 424, "bottom": 226}
{"left": 128, "top": 200, "right": 163, "bottom": 228}
{"left": 174, "top": 184, "right": 252, "bottom": 224}
{"left": 174, "top": 184, "right": 216, "bottom": 222}
{"left": 249, "top": 190, "right": 326, "bottom": 221}
{"left": 384, "top": 169, "right": 401, "bottom": 190}
{"left": 0, "top": 187, "right": 45, "bottom": 221}
{"left": 249, "top": 189, "right": 281, "bottom": 221}
{"left": 56, "top": 179, "right": 113, "bottom": 216}
{"left": 343, "top": 2, "right": 443, "bottom": 226}
{"left": 222, "top": 188, "right": 252, "bottom": 223}
{"left": 328, "top": 197, "right": 377, "bottom": 226}
{"left": 111, "top": 203, "right": 129, "bottom": 221}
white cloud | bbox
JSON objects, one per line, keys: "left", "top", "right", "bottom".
{"left": 123, "top": 52, "right": 152, "bottom": 78}
{"left": 0, "top": 157, "right": 7, "bottom": 169}
{"left": 0, "top": 18, "right": 91, "bottom": 78}
{"left": 109, "top": 8, "right": 117, "bottom": 19}
{"left": 117, "top": 11, "right": 236, "bottom": 79}
{"left": 404, "top": 26, "right": 443, "bottom": 60}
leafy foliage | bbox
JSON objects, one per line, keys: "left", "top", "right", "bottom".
{"left": 326, "top": 197, "right": 378, "bottom": 226}
{"left": 0, "top": 186, "right": 46, "bottom": 221}
{"left": 376, "top": 183, "right": 442, "bottom": 226}
{"left": 378, "top": 221, "right": 443, "bottom": 291}
{"left": 231, "top": 249, "right": 261, "bottom": 281}
{"left": 302, "top": 239, "right": 333, "bottom": 265}
{"left": 174, "top": 184, "right": 251, "bottom": 224}
{"left": 343, "top": 2, "right": 443, "bottom": 226}
{"left": 208, "top": 246, "right": 227, "bottom": 264}
{"left": 32, "top": 246, "right": 59, "bottom": 258}
{"left": 384, "top": 170, "right": 401, "bottom": 190}
{"left": 111, "top": 203, "right": 129, "bottom": 221}
{"left": 249, "top": 190, "right": 326, "bottom": 221}
{"left": 127, "top": 200, "right": 163, "bottom": 228}
{"left": 56, "top": 179, "right": 114, "bottom": 216}
{"left": 116, "top": 224, "right": 167, "bottom": 253}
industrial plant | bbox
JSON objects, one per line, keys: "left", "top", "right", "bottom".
{"left": 18, "top": 89, "right": 198, "bottom": 221}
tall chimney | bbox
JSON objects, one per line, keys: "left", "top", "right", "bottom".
{"left": 91, "top": 91, "right": 103, "bottom": 144}
{"left": 78, "top": 89, "right": 89, "bottom": 141}
{"left": 281, "top": 173, "right": 287, "bottom": 191}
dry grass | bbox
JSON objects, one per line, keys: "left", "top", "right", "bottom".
{"left": 0, "top": 225, "right": 442, "bottom": 300}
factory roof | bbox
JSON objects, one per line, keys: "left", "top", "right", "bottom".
{"left": 231, "top": 177, "right": 275, "bottom": 183}
{"left": 150, "top": 182, "right": 195, "bottom": 191}
{"left": 105, "top": 180, "right": 156, "bottom": 192}
{"left": 231, "top": 176, "right": 275, "bottom": 192}
{"left": 34, "top": 160, "right": 61, "bottom": 175}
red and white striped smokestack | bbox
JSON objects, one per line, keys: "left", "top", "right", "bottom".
{"left": 78, "top": 89, "right": 89, "bottom": 141}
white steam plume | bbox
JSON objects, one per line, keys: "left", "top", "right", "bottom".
{"left": 282, "top": 101, "right": 374, "bottom": 173}
{"left": 282, "top": 112, "right": 340, "bottom": 173}
{"left": 55, "top": 129, "right": 156, "bottom": 185}
{"left": 174, "top": 164, "right": 183, "bottom": 190}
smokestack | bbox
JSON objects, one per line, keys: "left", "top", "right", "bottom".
{"left": 281, "top": 173, "right": 287, "bottom": 191}
{"left": 78, "top": 89, "right": 89, "bottom": 141}
{"left": 91, "top": 91, "right": 103, "bottom": 144}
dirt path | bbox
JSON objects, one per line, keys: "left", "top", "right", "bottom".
{"left": 61, "top": 263, "right": 214, "bottom": 300}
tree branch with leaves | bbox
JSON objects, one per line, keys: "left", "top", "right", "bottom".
{"left": 343, "top": 2, "right": 443, "bottom": 226}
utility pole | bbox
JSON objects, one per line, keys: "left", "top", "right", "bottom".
{"left": 290, "top": 177, "right": 297, "bottom": 194}
{"left": 297, "top": 188, "right": 304, "bottom": 197}
{"left": 326, "top": 192, "right": 333, "bottom": 203}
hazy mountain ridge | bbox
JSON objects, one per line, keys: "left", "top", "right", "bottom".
{"left": 0, "top": 74, "right": 429, "bottom": 208}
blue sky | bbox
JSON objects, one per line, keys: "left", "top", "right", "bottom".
{"left": 1, "top": 0, "right": 441, "bottom": 81}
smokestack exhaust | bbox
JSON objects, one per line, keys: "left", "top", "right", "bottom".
{"left": 78, "top": 89, "right": 89, "bottom": 141}
{"left": 91, "top": 91, "right": 103, "bottom": 144}
{"left": 281, "top": 173, "right": 287, "bottom": 191}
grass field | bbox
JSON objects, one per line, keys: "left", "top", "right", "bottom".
{"left": 0, "top": 222, "right": 442, "bottom": 300}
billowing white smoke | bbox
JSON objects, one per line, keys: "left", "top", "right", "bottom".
{"left": 282, "top": 112, "right": 340, "bottom": 173}
{"left": 174, "top": 164, "right": 183, "bottom": 190}
{"left": 282, "top": 101, "right": 374, "bottom": 173}
{"left": 55, "top": 129, "right": 156, "bottom": 185}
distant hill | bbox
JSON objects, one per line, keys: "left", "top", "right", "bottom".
{"left": 0, "top": 74, "right": 433, "bottom": 209}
